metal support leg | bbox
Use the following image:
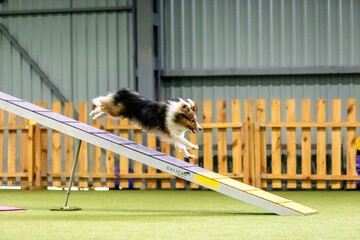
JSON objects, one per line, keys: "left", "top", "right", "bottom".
{"left": 63, "top": 140, "right": 82, "bottom": 209}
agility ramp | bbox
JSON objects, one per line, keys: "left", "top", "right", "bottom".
{"left": 0, "top": 91, "right": 317, "bottom": 216}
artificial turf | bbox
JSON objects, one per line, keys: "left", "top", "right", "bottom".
{"left": 1, "top": 190, "right": 359, "bottom": 240}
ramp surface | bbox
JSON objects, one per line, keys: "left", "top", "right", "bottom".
{"left": 0, "top": 91, "right": 317, "bottom": 216}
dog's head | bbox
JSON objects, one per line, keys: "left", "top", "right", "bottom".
{"left": 175, "top": 98, "right": 202, "bottom": 133}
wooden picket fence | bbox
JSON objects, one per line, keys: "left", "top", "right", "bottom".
{"left": 0, "top": 99, "right": 359, "bottom": 190}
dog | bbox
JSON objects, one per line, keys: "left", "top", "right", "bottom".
{"left": 90, "top": 88, "right": 202, "bottom": 158}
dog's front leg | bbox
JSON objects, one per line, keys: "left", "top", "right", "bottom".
{"left": 175, "top": 142, "right": 195, "bottom": 159}
{"left": 173, "top": 136, "right": 198, "bottom": 150}
{"left": 92, "top": 111, "right": 108, "bottom": 120}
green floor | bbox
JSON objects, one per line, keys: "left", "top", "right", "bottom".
{"left": 1, "top": 190, "right": 360, "bottom": 240}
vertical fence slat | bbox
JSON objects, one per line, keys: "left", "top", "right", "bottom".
{"left": 92, "top": 118, "right": 102, "bottom": 187}
{"left": 106, "top": 117, "right": 115, "bottom": 188}
{"left": 254, "top": 122, "right": 261, "bottom": 188}
{"left": 231, "top": 100, "right": 242, "bottom": 177}
{"left": 36, "top": 102, "right": 48, "bottom": 188}
{"left": 147, "top": 133, "right": 157, "bottom": 189}
{"left": 286, "top": 100, "right": 296, "bottom": 189}
{"left": 189, "top": 132, "right": 199, "bottom": 188}
{"left": 133, "top": 130, "right": 143, "bottom": 189}
{"left": 34, "top": 121, "right": 41, "bottom": 188}
{"left": 160, "top": 141, "right": 171, "bottom": 189}
{"left": 331, "top": 99, "right": 341, "bottom": 189}
{"left": 301, "top": 99, "right": 311, "bottom": 189}
{"left": 203, "top": 100, "right": 213, "bottom": 171}
{"left": 27, "top": 123, "right": 35, "bottom": 188}
{"left": 316, "top": 99, "right": 327, "bottom": 189}
{"left": 175, "top": 147, "right": 185, "bottom": 189}
{"left": 257, "top": 100, "right": 267, "bottom": 189}
{"left": 78, "top": 102, "right": 88, "bottom": 188}
{"left": 65, "top": 103, "right": 75, "bottom": 185}
{"left": 119, "top": 125, "right": 129, "bottom": 189}
{"left": 346, "top": 99, "right": 357, "bottom": 189}
{"left": 243, "top": 101, "right": 250, "bottom": 185}
{"left": 52, "top": 102, "right": 62, "bottom": 187}
{"left": 0, "top": 109, "right": 3, "bottom": 186}
{"left": 20, "top": 117, "right": 29, "bottom": 188}
{"left": 7, "top": 113, "right": 17, "bottom": 186}
{"left": 217, "top": 100, "right": 227, "bottom": 174}
{"left": 246, "top": 100, "right": 255, "bottom": 186}
{"left": 271, "top": 100, "right": 281, "bottom": 189}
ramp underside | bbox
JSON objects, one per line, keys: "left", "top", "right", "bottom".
{"left": 0, "top": 91, "right": 317, "bottom": 216}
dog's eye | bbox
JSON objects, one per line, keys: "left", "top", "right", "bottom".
{"left": 192, "top": 119, "right": 195, "bottom": 123}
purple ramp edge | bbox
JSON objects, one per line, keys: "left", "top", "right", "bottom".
{"left": 125, "top": 143, "right": 167, "bottom": 157}
{"left": 0, "top": 91, "right": 24, "bottom": 101}
{"left": 182, "top": 165, "right": 210, "bottom": 173}
{"left": 93, "top": 132, "right": 134, "bottom": 145}
{"left": 66, "top": 122, "right": 107, "bottom": 134}
{"left": 11, "top": 101, "right": 51, "bottom": 113}
{"left": 37, "top": 111, "right": 78, "bottom": 123}
{"left": 154, "top": 155, "right": 194, "bottom": 167}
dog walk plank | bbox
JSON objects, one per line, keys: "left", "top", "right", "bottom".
{"left": 94, "top": 132, "right": 134, "bottom": 145}
{"left": 0, "top": 92, "right": 23, "bottom": 101}
{"left": 279, "top": 202, "right": 318, "bottom": 216}
{"left": 0, "top": 91, "right": 317, "bottom": 216}
{"left": 10, "top": 101, "right": 51, "bottom": 112}
{"left": 66, "top": 122, "right": 107, "bottom": 134}
{"left": 183, "top": 165, "right": 210, "bottom": 174}
{"left": 38, "top": 111, "right": 78, "bottom": 123}
{"left": 154, "top": 155, "right": 194, "bottom": 167}
{"left": 126, "top": 143, "right": 167, "bottom": 157}
{"left": 217, "top": 178, "right": 258, "bottom": 191}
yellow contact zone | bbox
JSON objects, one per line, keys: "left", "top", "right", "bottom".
{"left": 29, "top": 120, "right": 36, "bottom": 125}
{"left": 356, "top": 136, "right": 360, "bottom": 151}
{"left": 194, "top": 174, "right": 220, "bottom": 189}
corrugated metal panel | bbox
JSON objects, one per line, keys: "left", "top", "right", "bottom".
{"left": 0, "top": 0, "right": 133, "bottom": 104}
{"left": 161, "top": 75, "right": 360, "bottom": 124}
{"left": 160, "top": 0, "right": 360, "bottom": 70}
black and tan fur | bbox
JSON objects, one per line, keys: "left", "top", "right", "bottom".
{"left": 90, "top": 88, "right": 202, "bottom": 158}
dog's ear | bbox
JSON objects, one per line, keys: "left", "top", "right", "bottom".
{"left": 182, "top": 104, "right": 190, "bottom": 111}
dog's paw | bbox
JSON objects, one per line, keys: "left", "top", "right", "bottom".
{"left": 192, "top": 145, "right": 199, "bottom": 150}
{"left": 92, "top": 111, "right": 108, "bottom": 120}
{"left": 89, "top": 110, "right": 96, "bottom": 116}
{"left": 185, "top": 154, "right": 195, "bottom": 159}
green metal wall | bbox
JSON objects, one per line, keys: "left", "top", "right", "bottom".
{"left": 159, "top": 0, "right": 360, "bottom": 124}
{"left": 0, "top": 0, "right": 133, "bottom": 104}
{"left": 160, "top": 0, "right": 360, "bottom": 69}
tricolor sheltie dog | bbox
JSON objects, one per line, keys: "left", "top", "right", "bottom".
{"left": 90, "top": 88, "right": 202, "bottom": 158}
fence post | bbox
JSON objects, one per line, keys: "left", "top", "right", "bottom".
{"left": 231, "top": 100, "right": 242, "bottom": 177}
{"left": 346, "top": 99, "right": 357, "bottom": 189}
{"left": 27, "top": 122, "right": 35, "bottom": 189}
{"left": 316, "top": 99, "right": 327, "bottom": 189}
{"left": 331, "top": 99, "right": 342, "bottom": 189}
{"left": 256, "top": 100, "right": 267, "bottom": 189}
{"left": 301, "top": 99, "right": 311, "bottom": 189}
{"left": 271, "top": 100, "right": 281, "bottom": 189}
{"left": 203, "top": 100, "right": 213, "bottom": 171}
{"left": 34, "top": 121, "right": 42, "bottom": 189}
{"left": 244, "top": 100, "right": 255, "bottom": 186}
{"left": 286, "top": 100, "right": 296, "bottom": 189}
{"left": 52, "top": 102, "right": 62, "bottom": 187}
{"left": 78, "top": 102, "right": 88, "bottom": 188}
{"left": 217, "top": 100, "right": 227, "bottom": 175}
